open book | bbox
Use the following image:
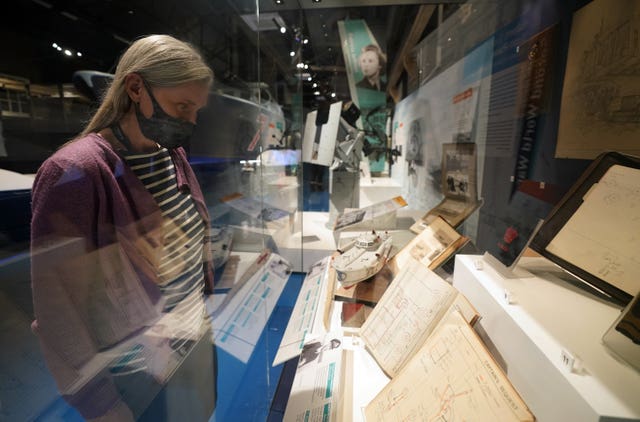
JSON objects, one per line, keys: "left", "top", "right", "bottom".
{"left": 364, "top": 310, "right": 534, "bottom": 421}
{"left": 391, "top": 215, "right": 468, "bottom": 275}
{"left": 359, "top": 258, "right": 478, "bottom": 378}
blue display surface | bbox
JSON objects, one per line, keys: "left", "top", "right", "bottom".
{"left": 212, "top": 272, "right": 303, "bottom": 422}
{"left": 3, "top": 271, "right": 304, "bottom": 421}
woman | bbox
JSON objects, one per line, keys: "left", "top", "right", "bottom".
{"left": 30, "top": 35, "right": 216, "bottom": 421}
{"left": 356, "top": 44, "right": 387, "bottom": 92}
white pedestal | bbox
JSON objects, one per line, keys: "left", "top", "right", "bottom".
{"left": 453, "top": 254, "right": 640, "bottom": 422}
{"left": 271, "top": 211, "right": 338, "bottom": 273}
{"left": 358, "top": 176, "right": 402, "bottom": 207}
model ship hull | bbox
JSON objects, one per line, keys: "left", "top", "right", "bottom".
{"left": 333, "top": 233, "right": 392, "bottom": 288}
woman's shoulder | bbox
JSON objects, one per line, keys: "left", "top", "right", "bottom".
{"left": 44, "top": 134, "right": 115, "bottom": 167}
{"left": 37, "top": 133, "right": 119, "bottom": 179}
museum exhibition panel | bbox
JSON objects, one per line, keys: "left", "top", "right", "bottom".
{"left": 1, "top": 0, "right": 639, "bottom": 421}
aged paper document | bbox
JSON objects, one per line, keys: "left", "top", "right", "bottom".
{"left": 556, "top": 0, "right": 640, "bottom": 159}
{"left": 392, "top": 216, "right": 467, "bottom": 273}
{"left": 546, "top": 165, "right": 640, "bottom": 296}
{"left": 359, "top": 259, "right": 477, "bottom": 378}
{"left": 364, "top": 311, "right": 534, "bottom": 422}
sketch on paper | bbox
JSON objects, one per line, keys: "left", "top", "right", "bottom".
{"left": 556, "top": 0, "right": 640, "bottom": 159}
{"left": 546, "top": 164, "right": 640, "bottom": 297}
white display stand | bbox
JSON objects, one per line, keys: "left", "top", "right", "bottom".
{"left": 269, "top": 209, "right": 422, "bottom": 273}
{"left": 453, "top": 254, "right": 640, "bottom": 422}
{"left": 271, "top": 211, "right": 338, "bottom": 272}
{"left": 358, "top": 176, "right": 402, "bottom": 207}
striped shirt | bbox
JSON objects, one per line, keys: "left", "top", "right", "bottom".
{"left": 109, "top": 147, "right": 207, "bottom": 378}
{"left": 124, "top": 147, "right": 206, "bottom": 310}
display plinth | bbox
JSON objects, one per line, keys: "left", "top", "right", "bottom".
{"left": 358, "top": 176, "right": 402, "bottom": 207}
{"left": 329, "top": 169, "right": 360, "bottom": 221}
{"left": 271, "top": 211, "right": 338, "bottom": 272}
{"left": 453, "top": 254, "right": 640, "bottom": 422}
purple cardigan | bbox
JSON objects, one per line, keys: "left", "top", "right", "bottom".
{"left": 30, "top": 134, "right": 214, "bottom": 418}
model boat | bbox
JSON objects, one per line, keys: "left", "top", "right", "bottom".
{"left": 332, "top": 231, "right": 392, "bottom": 288}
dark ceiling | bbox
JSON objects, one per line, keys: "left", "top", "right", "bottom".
{"left": 1, "top": 0, "right": 463, "bottom": 109}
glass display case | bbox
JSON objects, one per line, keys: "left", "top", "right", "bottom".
{"left": 1, "top": 0, "right": 639, "bottom": 421}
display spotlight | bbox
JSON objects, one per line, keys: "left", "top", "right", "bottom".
{"left": 273, "top": 17, "right": 287, "bottom": 34}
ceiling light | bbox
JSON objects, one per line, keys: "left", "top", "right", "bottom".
{"left": 312, "top": 0, "right": 321, "bottom": 2}
{"left": 60, "top": 11, "right": 78, "bottom": 21}
{"left": 77, "top": 52, "right": 82, "bottom": 57}
{"left": 64, "top": 49, "right": 72, "bottom": 56}
{"left": 274, "top": 0, "right": 283, "bottom": 4}
{"left": 314, "top": 91, "right": 320, "bottom": 95}
{"left": 32, "top": 0, "right": 53, "bottom": 8}
{"left": 312, "top": 83, "right": 317, "bottom": 88}
{"left": 290, "top": 51, "right": 295, "bottom": 57}
{"left": 56, "top": 46, "right": 62, "bottom": 51}
{"left": 307, "top": 77, "right": 312, "bottom": 81}
{"left": 330, "top": 93, "right": 336, "bottom": 98}
{"left": 303, "top": 38, "right": 309, "bottom": 44}
{"left": 113, "top": 34, "right": 131, "bottom": 44}
{"left": 52, "top": 42, "right": 58, "bottom": 48}
{"left": 272, "top": 17, "right": 287, "bottom": 34}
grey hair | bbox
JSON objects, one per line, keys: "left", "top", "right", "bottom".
{"left": 81, "top": 34, "right": 213, "bottom": 136}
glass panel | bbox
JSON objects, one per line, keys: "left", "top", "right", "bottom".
{"left": 2, "top": 0, "right": 631, "bottom": 421}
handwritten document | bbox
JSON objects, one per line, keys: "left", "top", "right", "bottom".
{"left": 364, "top": 311, "right": 534, "bottom": 422}
{"left": 359, "top": 259, "right": 475, "bottom": 378}
{"left": 546, "top": 165, "right": 640, "bottom": 296}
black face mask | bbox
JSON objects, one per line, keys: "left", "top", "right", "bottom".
{"left": 134, "top": 80, "right": 195, "bottom": 149}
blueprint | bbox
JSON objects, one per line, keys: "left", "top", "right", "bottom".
{"left": 365, "top": 311, "right": 534, "bottom": 422}
{"left": 359, "top": 259, "right": 458, "bottom": 377}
